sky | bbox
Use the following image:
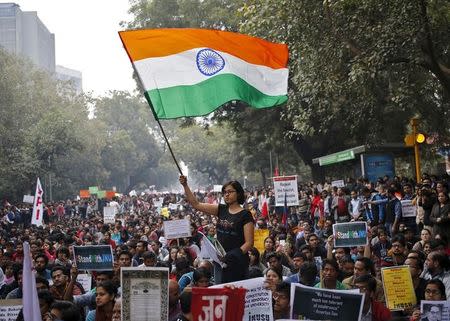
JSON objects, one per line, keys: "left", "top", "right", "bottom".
{"left": 14, "top": 0, "right": 136, "bottom": 96}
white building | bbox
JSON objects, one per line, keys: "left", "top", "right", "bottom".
{"left": 55, "top": 65, "right": 83, "bottom": 94}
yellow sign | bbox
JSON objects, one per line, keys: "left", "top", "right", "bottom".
{"left": 161, "top": 207, "right": 170, "bottom": 218}
{"left": 254, "top": 229, "right": 269, "bottom": 254}
{"left": 381, "top": 265, "right": 417, "bottom": 310}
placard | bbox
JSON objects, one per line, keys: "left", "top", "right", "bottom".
{"left": 73, "top": 245, "right": 114, "bottom": 271}
{"left": 273, "top": 176, "right": 299, "bottom": 206}
{"left": 211, "top": 277, "right": 273, "bottom": 321}
{"left": 333, "top": 221, "right": 368, "bottom": 248}
{"left": 0, "top": 299, "right": 22, "bottom": 321}
{"left": 254, "top": 229, "right": 270, "bottom": 254}
{"left": 121, "top": 267, "right": 169, "bottom": 321}
{"left": 213, "top": 185, "right": 222, "bottom": 192}
{"left": 331, "top": 180, "right": 345, "bottom": 188}
{"left": 22, "top": 195, "right": 34, "bottom": 204}
{"left": 290, "top": 283, "right": 364, "bottom": 321}
{"left": 381, "top": 265, "right": 417, "bottom": 310}
{"left": 420, "top": 300, "right": 450, "bottom": 321}
{"left": 192, "top": 287, "right": 246, "bottom": 321}
{"left": 401, "top": 200, "right": 416, "bottom": 218}
{"left": 103, "top": 206, "right": 116, "bottom": 224}
{"left": 163, "top": 219, "right": 191, "bottom": 239}
{"left": 76, "top": 273, "right": 92, "bottom": 292}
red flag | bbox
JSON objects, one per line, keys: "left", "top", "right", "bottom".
{"left": 261, "top": 201, "right": 269, "bottom": 218}
{"left": 274, "top": 167, "right": 279, "bottom": 177}
{"left": 282, "top": 193, "right": 288, "bottom": 225}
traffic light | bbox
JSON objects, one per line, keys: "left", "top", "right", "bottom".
{"left": 404, "top": 133, "right": 426, "bottom": 146}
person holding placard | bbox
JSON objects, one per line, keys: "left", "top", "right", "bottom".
{"left": 354, "top": 275, "right": 391, "bottom": 321}
{"left": 179, "top": 175, "right": 254, "bottom": 284}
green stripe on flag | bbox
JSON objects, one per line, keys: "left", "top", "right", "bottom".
{"left": 145, "top": 73, "right": 287, "bottom": 119}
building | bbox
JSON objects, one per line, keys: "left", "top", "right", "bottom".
{"left": 0, "top": 2, "right": 55, "bottom": 72}
{"left": 55, "top": 65, "right": 83, "bottom": 94}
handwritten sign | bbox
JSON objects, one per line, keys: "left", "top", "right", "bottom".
{"left": 400, "top": 200, "right": 416, "bottom": 218}
{"left": 273, "top": 176, "right": 299, "bottom": 206}
{"left": 163, "top": 219, "right": 191, "bottom": 239}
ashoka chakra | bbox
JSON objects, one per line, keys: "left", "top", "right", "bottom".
{"left": 196, "top": 48, "right": 225, "bottom": 76}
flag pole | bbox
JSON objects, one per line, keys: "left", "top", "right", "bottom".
{"left": 129, "top": 64, "right": 183, "bottom": 176}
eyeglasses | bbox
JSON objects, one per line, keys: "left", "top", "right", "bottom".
{"left": 223, "top": 190, "right": 236, "bottom": 195}
{"left": 425, "top": 289, "right": 441, "bottom": 295}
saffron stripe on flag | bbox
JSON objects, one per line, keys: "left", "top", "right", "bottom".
{"left": 119, "top": 28, "right": 288, "bottom": 68}
{"left": 146, "top": 73, "right": 288, "bottom": 119}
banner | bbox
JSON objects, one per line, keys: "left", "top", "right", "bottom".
{"left": 333, "top": 222, "right": 368, "bottom": 248}
{"left": 97, "top": 190, "right": 106, "bottom": 199}
{"left": 106, "top": 191, "right": 116, "bottom": 199}
{"left": 163, "top": 219, "right": 191, "bottom": 239}
{"left": 121, "top": 267, "right": 169, "bottom": 321}
{"left": 73, "top": 245, "right": 114, "bottom": 271}
{"left": 400, "top": 200, "right": 416, "bottom": 218}
{"left": 273, "top": 176, "right": 299, "bottom": 206}
{"left": 420, "top": 300, "right": 450, "bottom": 321}
{"left": 211, "top": 277, "right": 273, "bottom": 321}
{"left": 22, "top": 195, "right": 34, "bottom": 204}
{"left": 290, "top": 283, "right": 364, "bottom": 321}
{"left": 88, "top": 186, "right": 99, "bottom": 194}
{"left": 254, "top": 229, "right": 270, "bottom": 254}
{"left": 31, "top": 178, "right": 44, "bottom": 227}
{"left": 79, "top": 190, "right": 90, "bottom": 198}
{"left": 381, "top": 265, "right": 417, "bottom": 310}
{"left": 103, "top": 206, "right": 116, "bottom": 224}
{"left": 192, "top": 287, "right": 246, "bottom": 321}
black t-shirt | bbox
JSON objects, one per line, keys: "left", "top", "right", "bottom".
{"left": 216, "top": 204, "right": 254, "bottom": 252}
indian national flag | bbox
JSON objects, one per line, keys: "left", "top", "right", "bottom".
{"left": 119, "top": 28, "right": 289, "bottom": 119}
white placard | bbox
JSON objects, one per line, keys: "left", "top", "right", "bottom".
{"left": 163, "top": 219, "right": 191, "bottom": 239}
{"left": 331, "top": 179, "right": 345, "bottom": 187}
{"left": 168, "top": 203, "right": 178, "bottom": 211}
{"left": 0, "top": 300, "right": 22, "bottom": 321}
{"left": 213, "top": 185, "right": 222, "bottom": 192}
{"left": 22, "top": 195, "right": 34, "bottom": 204}
{"left": 211, "top": 277, "right": 273, "bottom": 321}
{"left": 103, "top": 206, "right": 116, "bottom": 224}
{"left": 401, "top": 200, "right": 416, "bottom": 218}
{"left": 76, "top": 273, "right": 92, "bottom": 292}
{"left": 273, "top": 175, "right": 299, "bottom": 206}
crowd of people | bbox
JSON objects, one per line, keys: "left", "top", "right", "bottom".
{"left": 0, "top": 172, "right": 449, "bottom": 321}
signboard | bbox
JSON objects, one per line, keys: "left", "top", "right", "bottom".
{"left": 401, "top": 200, "right": 416, "bottom": 218}
{"left": 76, "top": 273, "right": 92, "bottom": 292}
{"left": 88, "top": 186, "right": 99, "bottom": 194}
{"left": 163, "top": 219, "right": 191, "bottom": 239}
{"left": 73, "top": 245, "right": 114, "bottom": 271}
{"left": 79, "top": 190, "right": 90, "bottom": 198}
{"left": 363, "top": 154, "right": 395, "bottom": 183}
{"left": 211, "top": 277, "right": 272, "bottom": 321}
{"left": 213, "top": 185, "right": 222, "bottom": 193}
{"left": 0, "top": 299, "right": 22, "bottom": 321}
{"left": 331, "top": 180, "right": 345, "bottom": 188}
{"left": 319, "top": 150, "right": 355, "bottom": 166}
{"left": 273, "top": 176, "right": 299, "bottom": 206}
{"left": 381, "top": 265, "right": 417, "bottom": 310}
{"left": 23, "top": 195, "right": 34, "bottom": 204}
{"left": 103, "top": 206, "right": 116, "bottom": 224}
{"left": 290, "top": 283, "right": 364, "bottom": 321}
{"left": 333, "top": 222, "right": 368, "bottom": 248}
{"left": 121, "top": 267, "right": 169, "bottom": 321}
{"left": 254, "top": 229, "right": 270, "bottom": 254}
{"left": 192, "top": 287, "right": 246, "bottom": 321}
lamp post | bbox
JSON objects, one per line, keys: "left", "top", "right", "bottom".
{"left": 410, "top": 118, "right": 421, "bottom": 183}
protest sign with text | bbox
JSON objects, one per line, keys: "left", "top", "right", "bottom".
{"left": 211, "top": 277, "right": 273, "bottom": 321}
{"left": 73, "top": 245, "right": 114, "bottom": 271}
{"left": 163, "top": 219, "right": 191, "bottom": 239}
{"left": 103, "top": 206, "right": 116, "bottom": 224}
{"left": 0, "top": 299, "right": 22, "bottom": 321}
{"left": 254, "top": 229, "right": 270, "bottom": 254}
{"left": 400, "top": 200, "right": 416, "bottom": 218}
{"left": 273, "top": 176, "right": 299, "bottom": 206}
{"left": 333, "top": 221, "right": 368, "bottom": 248}
{"left": 381, "top": 265, "right": 417, "bottom": 310}
{"left": 290, "top": 283, "right": 364, "bottom": 321}
{"left": 420, "top": 300, "right": 450, "bottom": 321}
